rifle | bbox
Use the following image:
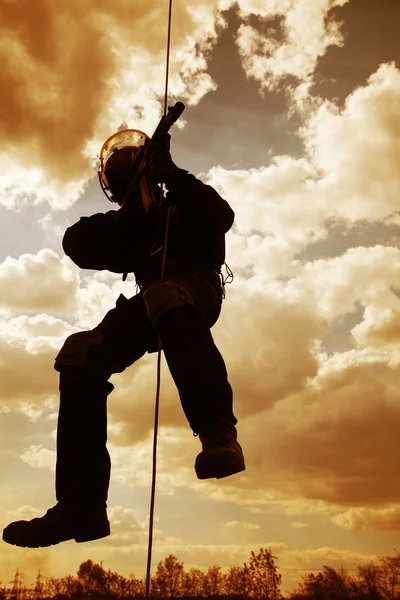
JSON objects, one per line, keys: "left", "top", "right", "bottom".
{"left": 121, "top": 101, "right": 185, "bottom": 213}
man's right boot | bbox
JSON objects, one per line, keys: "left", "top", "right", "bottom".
{"left": 2, "top": 502, "right": 110, "bottom": 548}
{"left": 195, "top": 420, "right": 246, "bottom": 479}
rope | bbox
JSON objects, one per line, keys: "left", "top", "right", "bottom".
{"left": 145, "top": 0, "right": 173, "bottom": 597}
{"left": 163, "top": 0, "right": 173, "bottom": 117}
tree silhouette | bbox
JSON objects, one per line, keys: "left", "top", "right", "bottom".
{"left": 202, "top": 566, "right": 223, "bottom": 597}
{"left": 294, "top": 566, "right": 353, "bottom": 599}
{"left": 182, "top": 568, "right": 204, "bottom": 597}
{"left": 5, "top": 548, "right": 400, "bottom": 600}
{"left": 356, "top": 562, "right": 382, "bottom": 600}
{"left": 224, "top": 565, "right": 252, "bottom": 598}
{"left": 376, "top": 554, "right": 400, "bottom": 600}
{"left": 153, "top": 554, "right": 184, "bottom": 598}
{"left": 245, "top": 548, "right": 282, "bottom": 599}
{"left": 77, "top": 560, "right": 108, "bottom": 596}
{"left": 45, "top": 575, "right": 82, "bottom": 599}
{"left": 127, "top": 574, "right": 146, "bottom": 598}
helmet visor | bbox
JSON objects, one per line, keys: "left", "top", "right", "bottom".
{"left": 100, "top": 129, "right": 149, "bottom": 169}
{"left": 99, "top": 129, "right": 149, "bottom": 201}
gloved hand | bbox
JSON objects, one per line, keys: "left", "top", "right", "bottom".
{"left": 148, "top": 133, "right": 178, "bottom": 184}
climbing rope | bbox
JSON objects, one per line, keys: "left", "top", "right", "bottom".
{"left": 145, "top": 0, "right": 174, "bottom": 597}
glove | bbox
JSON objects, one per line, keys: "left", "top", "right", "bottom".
{"left": 148, "top": 133, "right": 178, "bottom": 184}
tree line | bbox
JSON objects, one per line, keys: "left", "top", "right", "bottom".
{"left": 1, "top": 548, "right": 399, "bottom": 600}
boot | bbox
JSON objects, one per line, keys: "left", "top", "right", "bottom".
{"left": 195, "top": 420, "right": 246, "bottom": 479}
{"left": 2, "top": 502, "right": 110, "bottom": 548}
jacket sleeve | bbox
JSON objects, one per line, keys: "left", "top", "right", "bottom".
{"left": 165, "top": 168, "right": 235, "bottom": 234}
{"left": 62, "top": 209, "right": 151, "bottom": 273}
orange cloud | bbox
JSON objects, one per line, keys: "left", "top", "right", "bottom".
{"left": 0, "top": 250, "right": 79, "bottom": 315}
{"left": 235, "top": 0, "right": 349, "bottom": 89}
{"left": 332, "top": 506, "right": 400, "bottom": 531}
{"left": 0, "top": 0, "right": 220, "bottom": 207}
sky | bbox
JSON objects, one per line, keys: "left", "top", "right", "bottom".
{"left": 1, "top": 0, "right": 400, "bottom": 593}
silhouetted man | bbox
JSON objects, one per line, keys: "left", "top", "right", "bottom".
{"left": 3, "top": 129, "right": 245, "bottom": 548}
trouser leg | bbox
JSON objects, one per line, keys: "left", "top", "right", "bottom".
{"left": 54, "top": 293, "right": 157, "bottom": 505}
{"left": 158, "top": 305, "right": 236, "bottom": 433}
{"left": 143, "top": 275, "right": 244, "bottom": 480}
{"left": 56, "top": 372, "right": 113, "bottom": 506}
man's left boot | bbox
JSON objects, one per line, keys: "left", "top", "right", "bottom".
{"left": 2, "top": 502, "right": 110, "bottom": 548}
{"left": 195, "top": 420, "right": 246, "bottom": 479}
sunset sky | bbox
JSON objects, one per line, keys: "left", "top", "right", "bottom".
{"left": 1, "top": 0, "right": 400, "bottom": 593}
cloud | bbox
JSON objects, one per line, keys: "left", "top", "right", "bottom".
{"left": 18, "top": 396, "right": 58, "bottom": 423}
{"left": 278, "top": 499, "right": 337, "bottom": 517}
{"left": 0, "top": 0, "right": 354, "bottom": 210}
{"left": 176, "top": 244, "right": 400, "bottom": 510}
{"left": 0, "top": 250, "right": 79, "bottom": 315}
{"left": 234, "top": 346, "right": 400, "bottom": 506}
{"left": 0, "top": 0, "right": 222, "bottom": 209}
{"left": 352, "top": 306, "right": 400, "bottom": 348}
{"left": 108, "top": 362, "right": 188, "bottom": 446}
{"left": 284, "top": 546, "right": 376, "bottom": 572}
{"left": 0, "top": 315, "right": 73, "bottom": 408}
{"left": 235, "top": 0, "right": 348, "bottom": 90}
{"left": 287, "top": 245, "right": 400, "bottom": 323}
{"left": 75, "top": 276, "right": 127, "bottom": 329}
{"left": 207, "top": 62, "right": 400, "bottom": 286}
{"left": 0, "top": 252, "right": 139, "bottom": 411}
{"left": 109, "top": 425, "right": 198, "bottom": 492}
{"left": 20, "top": 445, "right": 55, "bottom": 470}
{"left": 207, "top": 157, "right": 326, "bottom": 281}
{"left": 2, "top": 6, "right": 400, "bottom": 576}
{"left": 200, "top": 66, "right": 400, "bottom": 515}
{"left": 203, "top": 60, "right": 400, "bottom": 514}
{"left": 290, "top": 521, "right": 310, "bottom": 528}
{"left": 214, "top": 285, "right": 323, "bottom": 417}
{"left": 6, "top": 505, "right": 42, "bottom": 520}
{"left": 226, "top": 520, "right": 239, "bottom": 527}
{"left": 224, "top": 520, "right": 260, "bottom": 529}
{"left": 302, "top": 63, "right": 400, "bottom": 221}
{"left": 3, "top": 57, "right": 400, "bottom": 515}
{"left": 107, "top": 506, "right": 146, "bottom": 546}
{"left": 101, "top": 280, "right": 400, "bottom": 512}
{"left": 332, "top": 506, "right": 400, "bottom": 531}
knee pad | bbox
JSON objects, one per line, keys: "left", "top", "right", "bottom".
{"left": 54, "top": 330, "right": 112, "bottom": 379}
{"left": 143, "top": 280, "right": 195, "bottom": 328}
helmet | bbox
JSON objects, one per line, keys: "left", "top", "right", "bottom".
{"left": 99, "top": 129, "right": 149, "bottom": 203}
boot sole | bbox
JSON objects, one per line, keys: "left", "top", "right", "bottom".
{"left": 75, "top": 521, "right": 111, "bottom": 543}
{"left": 195, "top": 460, "right": 246, "bottom": 480}
{"left": 2, "top": 522, "right": 111, "bottom": 547}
